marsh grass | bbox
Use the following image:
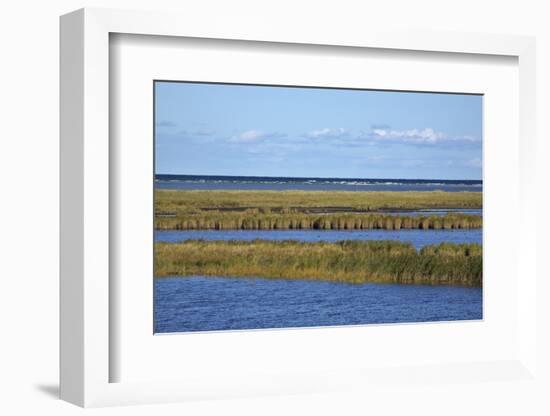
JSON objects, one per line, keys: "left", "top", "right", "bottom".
{"left": 155, "top": 189, "right": 482, "bottom": 230}
{"left": 156, "top": 189, "right": 482, "bottom": 213}
{"left": 155, "top": 240, "right": 482, "bottom": 287}
{"left": 155, "top": 212, "right": 482, "bottom": 230}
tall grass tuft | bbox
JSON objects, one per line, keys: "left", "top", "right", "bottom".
{"left": 155, "top": 212, "right": 482, "bottom": 230}
{"left": 155, "top": 240, "right": 482, "bottom": 287}
{"left": 155, "top": 189, "right": 482, "bottom": 230}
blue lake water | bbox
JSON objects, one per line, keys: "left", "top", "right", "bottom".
{"left": 155, "top": 174, "right": 482, "bottom": 192}
{"left": 155, "top": 276, "right": 483, "bottom": 333}
{"left": 155, "top": 228, "right": 482, "bottom": 249}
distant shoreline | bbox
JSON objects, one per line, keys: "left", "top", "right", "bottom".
{"left": 155, "top": 173, "right": 482, "bottom": 186}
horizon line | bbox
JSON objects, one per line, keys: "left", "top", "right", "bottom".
{"left": 155, "top": 173, "right": 482, "bottom": 182}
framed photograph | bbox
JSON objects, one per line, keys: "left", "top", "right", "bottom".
{"left": 152, "top": 81, "right": 484, "bottom": 334}
{"left": 60, "top": 8, "right": 538, "bottom": 408}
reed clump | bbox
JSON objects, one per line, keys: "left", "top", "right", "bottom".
{"left": 155, "top": 212, "right": 482, "bottom": 230}
{"left": 155, "top": 240, "right": 482, "bottom": 287}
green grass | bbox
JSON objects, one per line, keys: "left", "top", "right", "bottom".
{"left": 155, "top": 240, "right": 482, "bottom": 287}
{"left": 156, "top": 189, "right": 483, "bottom": 213}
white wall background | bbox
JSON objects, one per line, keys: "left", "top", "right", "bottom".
{"left": 1, "top": 1, "right": 548, "bottom": 415}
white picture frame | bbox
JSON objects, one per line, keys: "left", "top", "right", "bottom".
{"left": 60, "top": 7, "right": 538, "bottom": 408}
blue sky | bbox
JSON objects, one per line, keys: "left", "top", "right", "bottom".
{"left": 155, "top": 82, "right": 482, "bottom": 179}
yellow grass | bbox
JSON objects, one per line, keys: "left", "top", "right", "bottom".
{"left": 155, "top": 240, "right": 483, "bottom": 287}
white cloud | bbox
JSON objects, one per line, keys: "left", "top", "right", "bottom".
{"left": 305, "top": 127, "right": 350, "bottom": 139}
{"left": 230, "top": 129, "right": 286, "bottom": 143}
{"left": 370, "top": 127, "right": 479, "bottom": 145}
{"left": 302, "top": 126, "right": 479, "bottom": 146}
{"left": 371, "top": 127, "right": 445, "bottom": 144}
{"left": 228, "top": 126, "right": 479, "bottom": 147}
{"left": 234, "top": 129, "right": 264, "bottom": 142}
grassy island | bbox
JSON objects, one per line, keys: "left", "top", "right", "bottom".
{"left": 156, "top": 189, "right": 482, "bottom": 212}
{"left": 155, "top": 189, "right": 482, "bottom": 230}
{"left": 155, "top": 240, "right": 482, "bottom": 287}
